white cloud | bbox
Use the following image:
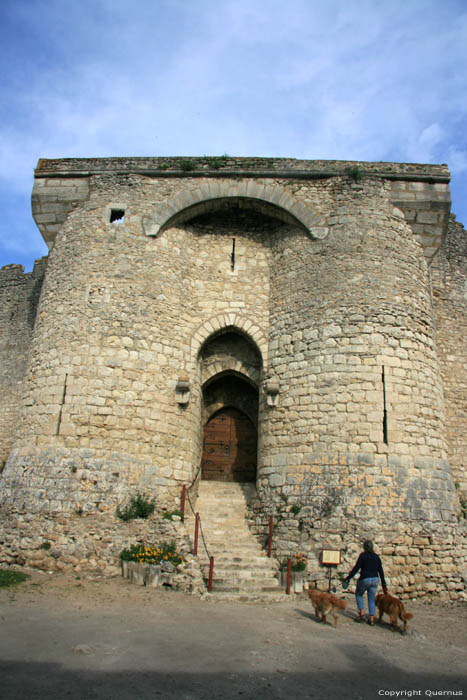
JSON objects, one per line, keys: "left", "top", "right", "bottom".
{"left": 448, "top": 148, "right": 467, "bottom": 174}
{"left": 1, "top": 0, "right": 467, "bottom": 270}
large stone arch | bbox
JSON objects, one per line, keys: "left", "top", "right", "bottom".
{"left": 191, "top": 313, "right": 267, "bottom": 372}
{"left": 142, "top": 180, "right": 329, "bottom": 240}
{"left": 202, "top": 362, "right": 261, "bottom": 389}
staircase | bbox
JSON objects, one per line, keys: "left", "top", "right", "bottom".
{"left": 185, "top": 481, "right": 284, "bottom": 601}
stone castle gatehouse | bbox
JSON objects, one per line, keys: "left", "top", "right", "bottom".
{"left": 0, "top": 157, "right": 465, "bottom": 597}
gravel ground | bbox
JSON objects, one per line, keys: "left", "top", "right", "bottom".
{"left": 0, "top": 568, "right": 466, "bottom": 700}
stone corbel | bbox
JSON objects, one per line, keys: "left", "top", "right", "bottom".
{"left": 175, "top": 376, "right": 190, "bottom": 405}
{"left": 266, "top": 379, "right": 279, "bottom": 407}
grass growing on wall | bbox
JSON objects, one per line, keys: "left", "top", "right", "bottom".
{"left": 0, "top": 569, "right": 30, "bottom": 588}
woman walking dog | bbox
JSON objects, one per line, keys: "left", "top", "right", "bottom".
{"left": 343, "top": 540, "right": 387, "bottom": 625}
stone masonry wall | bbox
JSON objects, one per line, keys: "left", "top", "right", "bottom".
{"left": 0, "top": 506, "right": 205, "bottom": 594}
{"left": 430, "top": 217, "right": 467, "bottom": 500}
{"left": 245, "top": 176, "right": 464, "bottom": 599}
{"left": 1, "top": 176, "right": 277, "bottom": 513}
{"left": 0, "top": 158, "right": 464, "bottom": 599}
{"left": 0, "top": 259, "right": 47, "bottom": 467}
{"left": 248, "top": 467, "right": 466, "bottom": 600}
{"left": 260, "top": 178, "right": 456, "bottom": 517}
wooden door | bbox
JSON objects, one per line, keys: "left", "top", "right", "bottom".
{"left": 201, "top": 407, "right": 257, "bottom": 482}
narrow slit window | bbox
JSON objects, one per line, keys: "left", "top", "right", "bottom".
{"left": 110, "top": 209, "right": 125, "bottom": 224}
{"left": 56, "top": 373, "right": 68, "bottom": 435}
{"left": 382, "top": 366, "right": 389, "bottom": 445}
{"left": 231, "top": 238, "right": 236, "bottom": 270}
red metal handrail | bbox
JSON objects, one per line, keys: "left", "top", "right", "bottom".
{"left": 286, "top": 557, "right": 292, "bottom": 595}
{"left": 181, "top": 481, "right": 215, "bottom": 592}
{"left": 194, "top": 512, "right": 200, "bottom": 556}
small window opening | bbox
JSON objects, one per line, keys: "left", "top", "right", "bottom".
{"left": 382, "top": 366, "right": 389, "bottom": 445}
{"left": 110, "top": 209, "right": 125, "bottom": 224}
{"left": 231, "top": 238, "right": 236, "bottom": 270}
{"left": 56, "top": 373, "right": 68, "bottom": 435}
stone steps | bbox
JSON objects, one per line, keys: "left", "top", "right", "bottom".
{"left": 186, "top": 481, "right": 283, "bottom": 600}
{"left": 196, "top": 556, "right": 276, "bottom": 568}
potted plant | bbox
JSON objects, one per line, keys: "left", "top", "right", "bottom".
{"left": 280, "top": 553, "right": 308, "bottom": 592}
{"left": 120, "top": 541, "right": 185, "bottom": 587}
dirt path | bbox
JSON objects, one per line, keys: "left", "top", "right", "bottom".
{"left": 1, "top": 569, "right": 466, "bottom": 700}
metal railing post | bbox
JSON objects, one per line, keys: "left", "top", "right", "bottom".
{"left": 286, "top": 557, "right": 292, "bottom": 595}
{"left": 267, "top": 515, "right": 273, "bottom": 557}
{"left": 194, "top": 513, "right": 200, "bottom": 556}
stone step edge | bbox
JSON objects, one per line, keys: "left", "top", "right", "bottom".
{"left": 196, "top": 558, "right": 275, "bottom": 568}
{"left": 196, "top": 558, "right": 278, "bottom": 572}
{"left": 208, "top": 584, "right": 281, "bottom": 592}
{"left": 198, "top": 566, "right": 278, "bottom": 581}
{"left": 202, "top": 593, "right": 289, "bottom": 603}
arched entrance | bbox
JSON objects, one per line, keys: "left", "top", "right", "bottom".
{"left": 201, "top": 407, "right": 257, "bottom": 482}
{"left": 198, "top": 326, "right": 262, "bottom": 484}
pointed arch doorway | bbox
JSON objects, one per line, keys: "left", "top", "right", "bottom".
{"left": 201, "top": 407, "right": 257, "bottom": 482}
{"left": 198, "top": 327, "right": 261, "bottom": 484}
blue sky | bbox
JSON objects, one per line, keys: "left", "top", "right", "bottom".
{"left": 1, "top": 0, "right": 466, "bottom": 271}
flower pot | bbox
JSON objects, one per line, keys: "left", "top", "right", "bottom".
{"left": 292, "top": 571, "right": 305, "bottom": 593}
{"left": 145, "top": 564, "right": 162, "bottom": 587}
{"left": 280, "top": 569, "right": 306, "bottom": 592}
{"left": 128, "top": 561, "right": 148, "bottom": 586}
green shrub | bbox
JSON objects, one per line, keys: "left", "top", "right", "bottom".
{"left": 459, "top": 496, "right": 467, "bottom": 520}
{"left": 116, "top": 492, "right": 156, "bottom": 521}
{"left": 280, "top": 553, "right": 307, "bottom": 572}
{"left": 345, "top": 165, "right": 363, "bottom": 182}
{"left": 455, "top": 483, "right": 467, "bottom": 520}
{"left": 179, "top": 159, "right": 196, "bottom": 171}
{"left": 291, "top": 504, "right": 302, "bottom": 515}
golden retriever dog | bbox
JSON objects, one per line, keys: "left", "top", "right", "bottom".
{"left": 308, "top": 588, "right": 348, "bottom": 628}
{"left": 375, "top": 592, "right": 413, "bottom": 633}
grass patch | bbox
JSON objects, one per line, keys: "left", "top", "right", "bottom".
{"left": 345, "top": 165, "right": 364, "bottom": 182}
{"left": 0, "top": 569, "right": 30, "bottom": 588}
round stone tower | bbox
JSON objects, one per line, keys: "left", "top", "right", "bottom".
{"left": 260, "top": 177, "right": 456, "bottom": 528}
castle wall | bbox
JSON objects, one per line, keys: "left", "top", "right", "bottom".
{"left": 3, "top": 173, "right": 459, "bottom": 521}
{"left": 0, "top": 177, "right": 274, "bottom": 512}
{"left": 430, "top": 217, "right": 467, "bottom": 496}
{"left": 250, "top": 177, "right": 463, "bottom": 595}
{"left": 261, "top": 178, "right": 456, "bottom": 525}
{"left": 0, "top": 157, "right": 464, "bottom": 598}
{"left": 0, "top": 259, "right": 47, "bottom": 468}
